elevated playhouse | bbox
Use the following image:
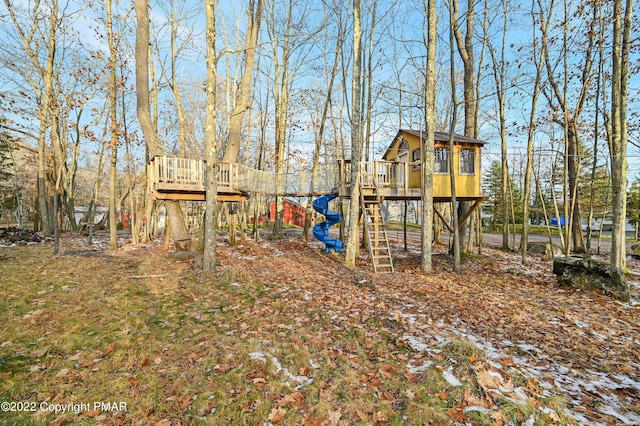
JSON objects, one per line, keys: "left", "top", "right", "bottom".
{"left": 148, "top": 129, "right": 486, "bottom": 273}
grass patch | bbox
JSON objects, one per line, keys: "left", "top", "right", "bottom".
{"left": 0, "top": 236, "right": 586, "bottom": 425}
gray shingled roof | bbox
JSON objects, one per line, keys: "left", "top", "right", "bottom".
{"left": 400, "top": 129, "right": 487, "bottom": 145}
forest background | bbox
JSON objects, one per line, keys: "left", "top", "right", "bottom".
{"left": 0, "top": 0, "right": 638, "bottom": 269}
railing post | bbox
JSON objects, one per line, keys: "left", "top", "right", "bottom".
{"left": 404, "top": 159, "right": 409, "bottom": 195}
{"left": 339, "top": 160, "right": 344, "bottom": 196}
{"left": 147, "top": 161, "right": 152, "bottom": 193}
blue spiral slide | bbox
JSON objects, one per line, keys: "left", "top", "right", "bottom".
{"left": 312, "top": 192, "right": 345, "bottom": 253}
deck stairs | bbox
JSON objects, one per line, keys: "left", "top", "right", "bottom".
{"left": 360, "top": 181, "right": 394, "bottom": 274}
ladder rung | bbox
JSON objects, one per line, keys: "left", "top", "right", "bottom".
{"left": 360, "top": 184, "right": 394, "bottom": 274}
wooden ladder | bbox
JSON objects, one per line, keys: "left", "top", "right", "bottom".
{"left": 360, "top": 183, "right": 394, "bottom": 274}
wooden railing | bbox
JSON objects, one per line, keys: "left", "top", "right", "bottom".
{"left": 148, "top": 156, "right": 234, "bottom": 193}
{"left": 148, "top": 156, "right": 340, "bottom": 196}
{"left": 148, "top": 156, "right": 422, "bottom": 199}
{"left": 339, "top": 160, "right": 414, "bottom": 190}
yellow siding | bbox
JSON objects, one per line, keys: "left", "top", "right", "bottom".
{"left": 384, "top": 131, "right": 482, "bottom": 198}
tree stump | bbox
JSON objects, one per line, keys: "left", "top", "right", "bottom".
{"left": 631, "top": 243, "right": 640, "bottom": 259}
{"left": 552, "top": 257, "right": 630, "bottom": 302}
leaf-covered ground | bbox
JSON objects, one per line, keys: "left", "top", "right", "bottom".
{"left": 0, "top": 231, "right": 638, "bottom": 425}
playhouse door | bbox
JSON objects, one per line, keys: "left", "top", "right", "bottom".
{"left": 396, "top": 152, "right": 408, "bottom": 188}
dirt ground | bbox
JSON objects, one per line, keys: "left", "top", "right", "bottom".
{"left": 217, "top": 233, "right": 640, "bottom": 424}
{"left": 1, "top": 230, "right": 638, "bottom": 425}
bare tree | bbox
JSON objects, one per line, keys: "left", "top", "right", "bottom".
{"left": 156, "top": 0, "right": 201, "bottom": 158}
{"left": 448, "top": 2, "right": 461, "bottom": 272}
{"left": 521, "top": 0, "right": 545, "bottom": 263}
{"left": 203, "top": 0, "right": 218, "bottom": 273}
{"left": 134, "top": 0, "right": 190, "bottom": 247}
{"left": 344, "top": 0, "right": 364, "bottom": 267}
{"left": 3, "top": 0, "right": 58, "bottom": 236}
{"left": 303, "top": 4, "right": 344, "bottom": 240}
{"left": 485, "top": 0, "right": 510, "bottom": 250}
{"left": 106, "top": 0, "right": 119, "bottom": 250}
{"left": 450, "top": 0, "right": 477, "bottom": 252}
{"left": 220, "top": 0, "right": 263, "bottom": 245}
{"left": 609, "top": 0, "right": 633, "bottom": 270}
{"left": 265, "top": 0, "right": 321, "bottom": 238}
{"left": 222, "top": 0, "right": 264, "bottom": 164}
{"left": 420, "top": 0, "right": 437, "bottom": 273}
{"left": 537, "top": 0, "right": 599, "bottom": 254}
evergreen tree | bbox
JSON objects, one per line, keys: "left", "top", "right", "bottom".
{"left": 627, "top": 178, "right": 640, "bottom": 240}
{"left": 0, "top": 125, "right": 17, "bottom": 216}
{"left": 482, "top": 160, "right": 503, "bottom": 230}
{"left": 482, "top": 160, "right": 524, "bottom": 229}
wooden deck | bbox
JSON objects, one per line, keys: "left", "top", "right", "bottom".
{"left": 337, "top": 160, "right": 483, "bottom": 202}
{"left": 147, "top": 156, "right": 483, "bottom": 206}
{"left": 147, "top": 156, "right": 248, "bottom": 202}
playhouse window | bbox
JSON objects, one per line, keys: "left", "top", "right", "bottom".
{"left": 434, "top": 148, "right": 449, "bottom": 173}
{"left": 460, "top": 148, "right": 475, "bottom": 175}
{"left": 412, "top": 148, "right": 421, "bottom": 170}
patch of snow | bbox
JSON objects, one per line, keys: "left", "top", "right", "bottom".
{"left": 598, "top": 406, "right": 640, "bottom": 425}
{"left": 407, "top": 359, "right": 433, "bottom": 374}
{"left": 450, "top": 329, "right": 640, "bottom": 425}
{"left": 394, "top": 312, "right": 417, "bottom": 324}
{"left": 442, "top": 366, "right": 463, "bottom": 386}
{"left": 612, "top": 373, "right": 640, "bottom": 391}
{"left": 249, "top": 351, "right": 313, "bottom": 390}
{"left": 395, "top": 301, "right": 639, "bottom": 426}
{"left": 249, "top": 352, "right": 266, "bottom": 363}
{"left": 402, "top": 335, "right": 432, "bottom": 353}
{"left": 516, "top": 343, "right": 540, "bottom": 354}
{"left": 464, "top": 406, "right": 490, "bottom": 415}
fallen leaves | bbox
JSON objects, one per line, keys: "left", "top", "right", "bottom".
{"left": 268, "top": 407, "right": 287, "bottom": 423}
{"left": 1, "top": 232, "right": 638, "bottom": 426}
{"left": 101, "top": 343, "right": 115, "bottom": 358}
{"left": 379, "top": 364, "right": 397, "bottom": 378}
{"left": 447, "top": 406, "right": 467, "bottom": 423}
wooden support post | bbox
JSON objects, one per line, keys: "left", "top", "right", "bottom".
{"left": 433, "top": 205, "right": 454, "bottom": 233}
{"left": 457, "top": 198, "right": 483, "bottom": 231}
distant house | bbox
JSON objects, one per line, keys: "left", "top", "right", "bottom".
{"left": 264, "top": 199, "right": 306, "bottom": 227}
{"left": 74, "top": 206, "right": 108, "bottom": 225}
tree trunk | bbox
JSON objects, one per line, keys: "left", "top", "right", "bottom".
{"left": 609, "top": 0, "right": 632, "bottom": 270}
{"left": 345, "top": 0, "right": 363, "bottom": 267}
{"left": 451, "top": 0, "right": 477, "bottom": 252}
{"left": 521, "top": 1, "right": 544, "bottom": 263}
{"left": 134, "top": 0, "right": 189, "bottom": 246}
{"left": 448, "top": 6, "right": 461, "bottom": 272}
{"left": 107, "top": 0, "right": 119, "bottom": 250}
{"left": 202, "top": 0, "right": 218, "bottom": 273}
{"left": 421, "top": 0, "right": 436, "bottom": 273}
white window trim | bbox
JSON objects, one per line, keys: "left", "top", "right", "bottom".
{"left": 434, "top": 147, "right": 449, "bottom": 174}
{"left": 459, "top": 148, "right": 476, "bottom": 176}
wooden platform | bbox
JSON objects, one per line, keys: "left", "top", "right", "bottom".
{"left": 147, "top": 156, "right": 248, "bottom": 202}
{"left": 147, "top": 156, "right": 484, "bottom": 208}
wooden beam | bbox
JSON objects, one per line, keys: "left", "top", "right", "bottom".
{"left": 219, "top": 193, "right": 250, "bottom": 202}
{"left": 150, "top": 191, "right": 249, "bottom": 202}
{"left": 152, "top": 192, "right": 206, "bottom": 201}
{"left": 433, "top": 205, "right": 454, "bottom": 233}
{"left": 457, "top": 198, "right": 483, "bottom": 231}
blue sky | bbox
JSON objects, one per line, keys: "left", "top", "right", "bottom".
{"left": 1, "top": 0, "right": 638, "bottom": 184}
